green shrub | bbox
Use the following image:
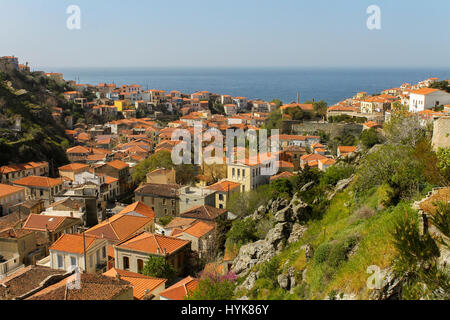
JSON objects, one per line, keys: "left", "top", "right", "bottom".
{"left": 314, "top": 243, "right": 331, "bottom": 264}
{"left": 226, "top": 218, "right": 258, "bottom": 246}
{"left": 320, "top": 165, "right": 354, "bottom": 186}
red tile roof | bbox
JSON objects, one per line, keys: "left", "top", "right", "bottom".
{"left": 182, "top": 220, "right": 215, "bottom": 238}
{"left": 159, "top": 276, "right": 199, "bottom": 300}
{"left": 49, "top": 233, "right": 99, "bottom": 254}
{"left": 13, "top": 176, "right": 64, "bottom": 188}
{"left": 115, "top": 232, "right": 190, "bottom": 255}
{"left": 103, "top": 268, "right": 166, "bottom": 300}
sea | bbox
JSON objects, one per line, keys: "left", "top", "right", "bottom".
{"left": 53, "top": 67, "right": 450, "bottom": 106}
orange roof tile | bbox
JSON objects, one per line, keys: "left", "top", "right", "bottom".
{"left": 206, "top": 180, "right": 241, "bottom": 193}
{"left": 159, "top": 276, "right": 199, "bottom": 300}
{"left": 49, "top": 233, "right": 98, "bottom": 254}
{"left": 115, "top": 232, "right": 190, "bottom": 255}
{"left": 58, "top": 163, "right": 89, "bottom": 172}
{"left": 0, "top": 184, "right": 25, "bottom": 198}
{"left": 103, "top": 268, "right": 166, "bottom": 300}
{"left": 182, "top": 221, "right": 215, "bottom": 238}
{"left": 13, "top": 176, "right": 64, "bottom": 188}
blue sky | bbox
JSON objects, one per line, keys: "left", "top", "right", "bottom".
{"left": 1, "top": 0, "right": 449, "bottom": 68}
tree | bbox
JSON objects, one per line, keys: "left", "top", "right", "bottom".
{"left": 175, "top": 163, "right": 197, "bottom": 185}
{"left": 270, "top": 99, "right": 283, "bottom": 108}
{"left": 430, "top": 81, "right": 450, "bottom": 93}
{"left": 437, "top": 147, "right": 450, "bottom": 184}
{"left": 360, "top": 128, "right": 380, "bottom": 148}
{"left": 132, "top": 150, "right": 174, "bottom": 183}
{"left": 269, "top": 178, "right": 293, "bottom": 199}
{"left": 392, "top": 211, "right": 449, "bottom": 300}
{"left": 226, "top": 218, "right": 258, "bottom": 246}
{"left": 355, "top": 144, "right": 425, "bottom": 204}
{"left": 383, "top": 113, "right": 428, "bottom": 147}
{"left": 202, "top": 163, "right": 227, "bottom": 183}
{"left": 142, "top": 255, "right": 176, "bottom": 282}
{"left": 186, "top": 272, "right": 237, "bottom": 300}
{"left": 264, "top": 110, "right": 283, "bottom": 131}
{"left": 286, "top": 106, "right": 304, "bottom": 121}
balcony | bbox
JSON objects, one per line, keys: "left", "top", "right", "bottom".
{"left": 0, "top": 253, "right": 23, "bottom": 281}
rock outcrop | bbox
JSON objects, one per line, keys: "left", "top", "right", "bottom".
{"left": 232, "top": 194, "right": 310, "bottom": 277}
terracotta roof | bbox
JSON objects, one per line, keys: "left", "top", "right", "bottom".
{"left": 338, "top": 146, "right": 357, "bottom": 154}
{"left": 85, "top": 207, "right": 153, "bottom": 242}
{"left": 0, "top": 211, "right": 29, "bottom": 232}
{"left": 159, "top": 276, "right": 199, "bottom": 300}
{"left": 300, "top": 153, "right": 328, "bottom": 162}
{"left": 103, "top": 268, "right": 166, "bottom": 300}
{"left": 58, "top": 163, "right": 89, "bottom": 172}
{"left": 165, "top": 217, "right": 197, "bottom": 230}
{"left": 119, "top": 201, "right": 155, "bottom": 219}
{"left": 0, "top": 227, "right": 33, "bottom": 239}
{"left": 27, "top": 273, "right": 132, "bottom": 300}
{"left": 13, "top": 176, "right": 63, "bottom": 188}
{"left": 410, "top": 88, "right": 440, "bottom": 95}
{"left": 319, "top": 158, "right": 336, "bottom": 166}
{"left": 49, "top": 233, "right": 99, "bottom": 254}
{"left": 22, "top": 214, "right": 80, "bottom": 232}
{"left": 66, "top": 146, "right": 90, "bottom": 154}
{"left": 206, "top": 180, "right": 241, "bottom": 193}
{"left": 0, "top": 183, "right": 24, "bottom": 198}
{"left": 0, "top": 266, "right": 66, "bottom": 300}
{"left": 180, "top": 205, "right": 227, "bottom": 221}
{"left": 106, "top": 160, "right": 129, "bottom": 170}
{"left": 115, "top": 232, "right": 190, "bottom": 255}
{"left": 135, "top": 183, "right": 181, "bottom": 198}
{"left": 0, "top": 161, "right": 48, "bottom": 174}
{"left": 104, "top": 176, "right": 119, "bottom": 184}
{"left": 182, "top": 220, "right": 215, "bottom": 238}
{"left": 270, "top": 171, "right": 294, "bottom": 182}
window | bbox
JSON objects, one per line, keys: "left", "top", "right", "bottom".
{"left": 70, "top": 256, "right": 77, "bottom": 267}
{"left": 89, "top": 255, "right": 93, "bottom": 268}
{"left": 232, "top": 168, "right": 235, "bottom": 178}
{"left": 137, "top": 259, "right": 144, "bottom": 273}
{"left": 57, "top": 254, "right": 64, "bottom": 269}
{"left": 123, "top": 256, "right": 130, "bottom": 270}
{"left": 102, "top": 247, "right": 106, "bottom": 258}
{"left": 219, "top": 204, "right": 223, "bottom": 209}
{"left": 219, "top": 194, "right": 224, "bottom": 201}
{"left": 163, "top": 199, "right": 167, "bottom": 206}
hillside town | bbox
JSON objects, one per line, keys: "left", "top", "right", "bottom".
{"left": 0, "top": 55, "right": 449, "bottom": 300}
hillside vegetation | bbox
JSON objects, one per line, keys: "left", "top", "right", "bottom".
{"left": 0, "top": 60, "right": 72, "bottom": 168}
{"left": 196, "top": 113, "right": 449, "bottom": 300}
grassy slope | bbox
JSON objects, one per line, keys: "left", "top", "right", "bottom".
{"left": 242, "top": 183, "right": 431, "bottom": 300}
{"left": 0, "top": 63, "right": 70, "bottom": 167}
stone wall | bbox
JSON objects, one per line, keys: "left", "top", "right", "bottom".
{"left": 432, "top": 117, "right": 450, "bottom": 151}
{"left": 292, "top": 122, "right": 363, "bottom": 139}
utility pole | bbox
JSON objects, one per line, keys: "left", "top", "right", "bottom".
{"left": 82, "top": 227, "right": 87, "bottom": 272}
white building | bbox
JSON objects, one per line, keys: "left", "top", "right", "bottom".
{"left": 409, "top": 88, "right": 450, "bottom": 113}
